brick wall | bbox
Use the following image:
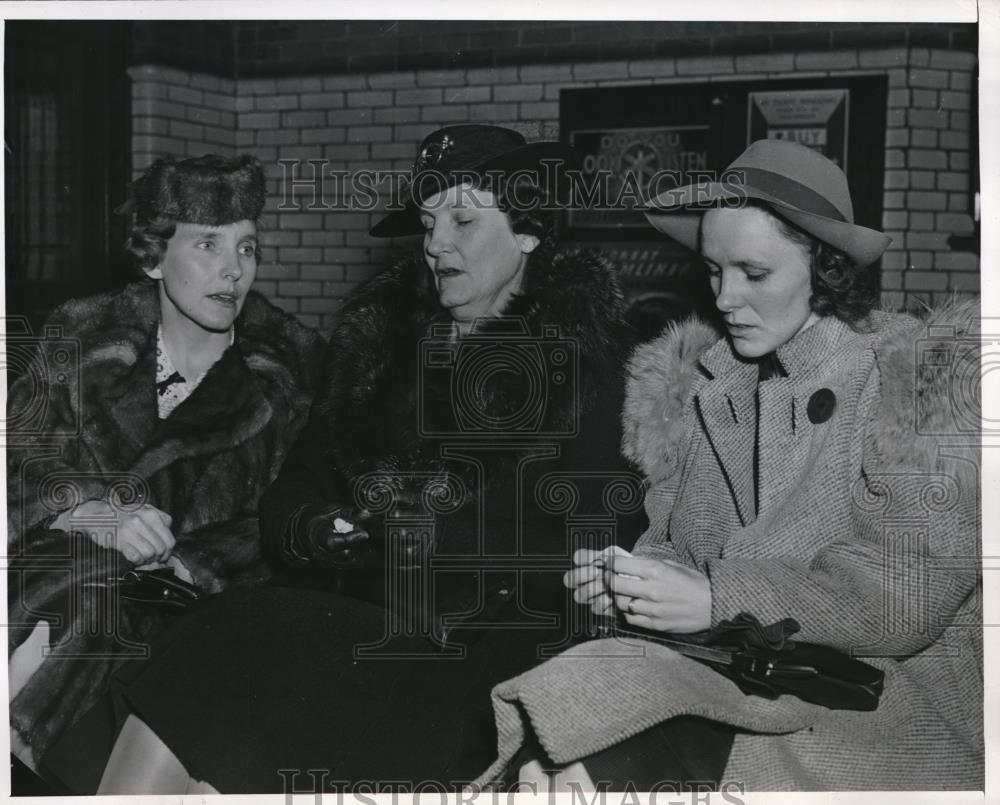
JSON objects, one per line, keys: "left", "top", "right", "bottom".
{"left": 231, "top": 21, "right": 975, "bottom": 77}
{"left": 130, "top": 65, "right": 237, "bottom": 173}
{"left": 131, "top": 44, "right": 978, "bottom": 331}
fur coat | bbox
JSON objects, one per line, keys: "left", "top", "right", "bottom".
{"left": 7, "top": 281, "right": 323, "bottom": 758}
{"left": 480, "top": 300, "right": 982, "bottom": 790}
{"left": 260, "top": 248, "right": 644, "bottom": 651}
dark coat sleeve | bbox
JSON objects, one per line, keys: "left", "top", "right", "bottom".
{"left": 561, "top": 361, "right": 648, "bottom": 550}
{"left": 258, "top": 415, "right": 348, "bottom": 568}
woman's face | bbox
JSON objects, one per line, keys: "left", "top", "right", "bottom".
{"left": 701, "top": 206, "right": 820, "bottom": 358}
{"left": 148, "top": 219, "right": 258, "bottom": 335}
{"left": 420, "top": 183, "right": 539, "bottom": 326}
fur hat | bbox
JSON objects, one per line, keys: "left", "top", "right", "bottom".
{"left": 120, "top": 154, "right": 267, "bottom": 226}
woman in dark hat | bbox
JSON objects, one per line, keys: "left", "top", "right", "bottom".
{"left": 488, "top": 139, "right": 982, "bottom": 790}
{"left": 96, "top": 125, "right": 643, "bottom": 793}
{"left": 7, "top": 154, "right": 324, "bottom": 783}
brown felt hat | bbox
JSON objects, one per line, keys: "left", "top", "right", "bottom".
{"left": 643, "top": 139, "right": 892, "bottom": 267}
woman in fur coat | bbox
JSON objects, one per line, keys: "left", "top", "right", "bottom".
{"left": 487, "top": 139, "right": 982, "bottom": 791}
{"left": 7, "top": 155, "right": 324, "bottom": 776}
{"left": 96, "top": 125, "right": 643, "bottom": 793}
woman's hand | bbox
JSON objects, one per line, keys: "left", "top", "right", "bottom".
{"left": 563, "top": 548, "right": 616, "bottom": 616}
{"left": 137, "top": 554, "right": 195, "bottom": 584}
{"left": 297, "top": 505, "right": 371, "bottom": 568}
{"left": 605, "top": 554, "right": 712, "bottom": 634}
{"left": 52, "top": 499, "right": 175, "bottom": 565}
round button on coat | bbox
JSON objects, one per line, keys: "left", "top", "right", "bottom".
{"left": 807, "top": 388, "right": 837, "bottom": 424}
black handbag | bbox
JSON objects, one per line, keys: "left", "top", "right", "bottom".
{"left": 603, "top": 612, "right": 885, "bottom": 711}
{"left": 115, "top": 568, "right": 204, "bottom": 610}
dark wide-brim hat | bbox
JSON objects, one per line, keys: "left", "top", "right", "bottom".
{"left": 370, "top": 125, "right": 577, "bottom": 238}
{"left": 643, "top": 139, "right": 892, "bottom": 267}
{"left": 119, "top": 153, "right": 267, "bottom": 227}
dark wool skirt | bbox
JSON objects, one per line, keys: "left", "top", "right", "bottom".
{"left": 120, "top": 586, "right": 541, "bottom": 793}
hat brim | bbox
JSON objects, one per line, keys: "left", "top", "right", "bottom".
{"left": 643, "top": 182, "right": 892, "bottom": 268}
{"left": 370, "top": 142, "right": 577, "bottom": 238}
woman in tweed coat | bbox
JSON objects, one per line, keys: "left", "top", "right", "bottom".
{"left": 484, "top": 141, "right": 982, "bottom": 790}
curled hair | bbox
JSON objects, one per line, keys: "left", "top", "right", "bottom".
{"left": 480, "top": 171, "right": 560, "bottom": 262}
{"left": 708, "top": 200, "right": 876, "bottom": 325}
{"left": 125, "top": 216, "right": 176, "bottom": 276}
{"left": 806, "top": 237, "right": 878, "bottom": 324}
{"left": 761, "top": 204, "right": 878, "bottom": 325}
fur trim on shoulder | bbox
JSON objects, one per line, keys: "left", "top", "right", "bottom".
{"left": 870, "top": 296, "right": 980, "bottom": 472}
{"left": 237, "top": 290, "right": 325, "bottom": 394}
{"left": 622, "top": 317, "right": 719, "bottom": 482}
{"left": 36, "top": 286, "right": 322, "bottom": 485}
{"left": 45, "top": 282, "right": 323, "bottom": 391}
{"left": 46, "top": 284, "right": 157, "bottom": 370}
{"left": 510, "top": 248, "right": 629, "bottom": 362}
{"left": 316, "top": 248, "right": 631, "bottom": 482}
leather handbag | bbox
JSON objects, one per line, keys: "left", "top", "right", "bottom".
{"left": 115, "top": 568, "right": 204, "bottom": 610}
{"left": 604, "top": 612, "right": 885, "bottom": 711}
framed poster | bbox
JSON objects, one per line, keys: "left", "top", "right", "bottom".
{"left": 567, "top": 124, "right": 712, "bottom": 230}
{"left": 747, "top": 88, "right": 849, "bottom": 168}
{"left": 560, "top": 76, "right": 888, "bottom": 318}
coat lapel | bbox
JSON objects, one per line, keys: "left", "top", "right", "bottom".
{"left": 695, "top": 342, "right": 758, "bottom": 526}
{"left": 75, "top": 283, "right": 161, "bottom": 461}
{"left": 128, "top": 345, "right": 273, "bottom": 480}
{"left": 755, "top": 378, "right": 800, "bottom": 516}
{"left": 756, "top": 317, "right": 857, "bottom": 517}
{"left": 103, "top": 330, "right": 160, "bottom": 456}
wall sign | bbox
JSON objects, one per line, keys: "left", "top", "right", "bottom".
{"left": 560, "top": 76, "right": 887, "bottom": 319}
{"left": 568, "top": 125, "right": 711, "bottom": 230}
{"left": 747, "top": 89, "right": 849, "bottom": 168}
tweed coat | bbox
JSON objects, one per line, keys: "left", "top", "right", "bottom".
{"left": 7, "top": 281, "right": 323, "bottom": 758}
{"left": 480, "top": 300, "right": 982, "bottom": 790}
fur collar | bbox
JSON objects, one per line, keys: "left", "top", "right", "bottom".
{"left": 55, "top": 281, "right": 319, "bottom": 383}
{"left": 621, "top": 298, "right": 980, "bottom": 483}
{"left": 622, "top": 317, "right": 719, "bottom": 483}
{"left": 48, "top": 282, "right": 322, "bottom": 475}
{"left": 318, "top": 248, "right": 631, "bottom": 482}
{"left": 869, "top": 296, "right": 980, "bottom": 472}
